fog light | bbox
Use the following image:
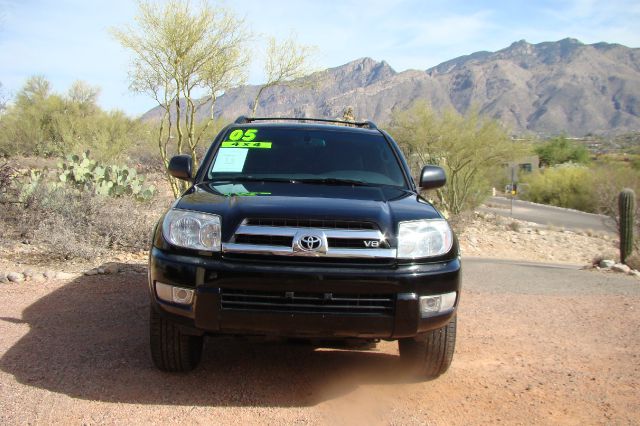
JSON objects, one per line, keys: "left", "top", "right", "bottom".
{"left": 155, "top": 282, "right": 194, "bottom": 305}
{"left": 172, "top": 286, "right": 194, "bottom": 304}
{"left": 419, "top": 292, "right": 457, "bottom": 318}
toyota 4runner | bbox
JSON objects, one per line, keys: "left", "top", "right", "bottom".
{"left": 148, "top": 116, "right": 461, "bottom": 379}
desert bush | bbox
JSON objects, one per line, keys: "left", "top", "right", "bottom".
{"left": 520, "top": 164, "right": 596, "bottom": 212}
{"left": 592, "top": 251, "right": 619, "bottom": 265}
{"left": 534, "top": 136, "right": 590, "bottom": 166}
{"left": 591, "top": 164, "right": 640, "bottom": 250}
{"left": 591, "top": 165, "right": 640, "bottom": 221}
{"left": 14, "top": 180, "right": 157, "bottom": 259}
{"left": 389, "top": 101, "right": 525, "bottom": 215}
{"left": 625, "top": 252, "right": 640, "bottom": 270}
{"left": 507, "top": 221, "right": 521, "bottom": 232}
{"left": 0, "top": 76, "right": 151, "bottom": 160}
{"left": 0, "top": 161, "right": 18, "bottom": 201}
{"left": 0, "top": 163, "right": 161, "bottom": 259}
{"left": 447, "top": 210, "right": 476, "bottom": 235}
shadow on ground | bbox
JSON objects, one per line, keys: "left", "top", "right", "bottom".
{"left": 0, "top": 264, "right": 407, "bottom": 407}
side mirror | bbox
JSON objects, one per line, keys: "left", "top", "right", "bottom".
{"left": 419, "top": 165, "right": 446, "bottom": 189}
{"left": 168, "top": 154, "right": 193, "bottom": 181}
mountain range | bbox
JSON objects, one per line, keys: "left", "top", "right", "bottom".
{"left": 142, "top": 38, "right": 640, "bottom": 136}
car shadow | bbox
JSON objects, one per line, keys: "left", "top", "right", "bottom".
{"left": 0, "top": 263, "right": 409, "bottom": 407}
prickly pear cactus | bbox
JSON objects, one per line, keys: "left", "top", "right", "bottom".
{"left": 56, "top": 151, "right": 156, "bottom": 201}
{"left": 619, "top": 188, "right": 636, "bottom": 263}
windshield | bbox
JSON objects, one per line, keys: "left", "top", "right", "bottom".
{"left": 207, "top": 127, "right": 407, "bottom": 187}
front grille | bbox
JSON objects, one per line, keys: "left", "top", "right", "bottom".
{"left": 224, "top": 218, "right": 397, "bottom": 259}
{"left": 234, "top": 234, "right": 293, "bottom": 246}
{"left": 244, "top": 218, "right": 377, "bottom": 230}
{"left": 220, "top": 289, "right": 395, "bottom": 315}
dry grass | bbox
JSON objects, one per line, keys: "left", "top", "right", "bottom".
{"left": 506, "top": 221, "right": 521, "bottom": 232}
{"left": 592, "top": 251, "right": 619, "bottom": 266}
{"left": 2, "top": 181, "right": 161, "bottom": 260}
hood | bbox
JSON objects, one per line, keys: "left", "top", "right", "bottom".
{"left": 175, "top": 181, "right": 442, "bottom": 241}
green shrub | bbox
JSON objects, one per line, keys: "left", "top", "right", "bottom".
{"left": 0, "top": 76, "right": 152, "bottom": 160}
{"left": 389, "top": 101, "right": 524, "bottom": 215}
{"left": 521, "top": 164, "right": 595, "bottom": 212}
{"left": 534, "top": 136, "right": 590, "bottom": 166}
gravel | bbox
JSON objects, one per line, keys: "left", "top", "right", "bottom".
{"left": 0, "top": 260, "right": 638, "bottom": 424}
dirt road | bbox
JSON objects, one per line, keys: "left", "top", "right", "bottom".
{"left": 480, "top": 197, "right": 616, "bottom": 234}
{"left": 1, "top": 259, "right": 638, "bottom": 424}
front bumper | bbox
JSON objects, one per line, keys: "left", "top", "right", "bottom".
{"left": 149, "top": 247, "right": 461, "bottom": 339}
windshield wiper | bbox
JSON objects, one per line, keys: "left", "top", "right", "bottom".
{"left": 205, "top": 176, "right": 378, "bottom": 187}
{"left": 295, "top": 178, "right": 372, "bottom": 186}
{"left": 204, "top": 176, "right": 295, "bottom": 183}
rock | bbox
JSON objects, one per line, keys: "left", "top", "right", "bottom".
{"left": 7, "top": 272, "right": 25, "bottom": 283}
{"left": 23, "top": 269, "right": 35, "bottom": 279}
{"left": 97, "top": 268, "right": 106, "bottom": 275}
{"left": 0, "top": 273, "right": 7, "bottom": 283}
{"left": 103, "top": 263, "right": 121, "bottom": 274}
{"left": 628, "top": 270, "right": 640, "bottom": 278}
{"left": 56, "top": 272, "right": 76, "bottom": 280}
{"left": 43, "top": 270, "right": 57, "bottom": 279}
{"left": 611, "top": 263, "right": 631, "bottom": 274}
{"left": 32, "top": 273, "right": 46, "bottom": 283}
{"left": 85, "top": 269, "right": 99, "bottom": 276}
{"left": 599, "top": 259, "right": 615, "bottom": 268}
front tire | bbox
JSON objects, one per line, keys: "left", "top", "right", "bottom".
{"left": 149, "top": 307, "right": 203, "bottom": 372}
{"left": 398, "top": 316, "right": 457, "bottom": 379}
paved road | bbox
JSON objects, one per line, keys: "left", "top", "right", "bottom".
{"left": 479, "top": 196, "right": 617, "bottom": 234}
{"left": 1, "top": 259, "right": 638, "bottom": 424}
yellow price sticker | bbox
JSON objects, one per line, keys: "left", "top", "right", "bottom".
{"left": 228, "top": 128, "right": 258, "bottom": 142}
{"left": 222, "top": 141, "right": 272, "bottom": 148}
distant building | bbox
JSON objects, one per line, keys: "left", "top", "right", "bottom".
{"left": 506, "top": 155, "right": 539, "bottom": 181}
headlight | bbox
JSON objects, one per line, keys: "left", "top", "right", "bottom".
{"left": 162, "top": 209, "right": 221, "bottom": 251}
{"left": 397, "top": 219, "right": 453, "bottom": 259}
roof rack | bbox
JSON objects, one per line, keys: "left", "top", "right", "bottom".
{"left": 234, "top": 116, "right": 378, "bottom": 130}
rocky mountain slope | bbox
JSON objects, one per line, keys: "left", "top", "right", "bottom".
{"left": 142, "top": 38, "right": 640, "bottom": 136}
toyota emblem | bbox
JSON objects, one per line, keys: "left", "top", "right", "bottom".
{"left": 300, "top": 235, "right": 322, "bottom": 251}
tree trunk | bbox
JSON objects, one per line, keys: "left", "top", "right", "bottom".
{"left": 251, "top": 85, "right": 266, "bottom": 116}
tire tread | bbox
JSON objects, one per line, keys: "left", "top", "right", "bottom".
{"left": 150, "top": 308, "right": 202, "bottom": 372}
{"left": 399, "top": 316, "right": 457, "bottom": 379}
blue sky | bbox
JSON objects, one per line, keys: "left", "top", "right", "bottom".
{"left": 1, "top": 0, "right": 639, "bottom": 116}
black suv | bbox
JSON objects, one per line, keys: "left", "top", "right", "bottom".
{"left": 148, "top": 117, "right": 461, "bottom": 379}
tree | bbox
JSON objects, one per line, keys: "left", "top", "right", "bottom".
{"left": 342, "top": 106, "right": 355, "bottom": 122}
{"left": 0, "top": 76, "right": 145, "bottom": 159}
{"left": 2, "top": 75, "right": 61, "bottom": 155}
{"left": 535, "top": 136, "right": 590, "bottom": 166}
{"left": 390, "top": 101, "right": 523, "bottom": 215}
{"left": 15, "top": 75, "right": 51, "bottom": 106}
{"left": 251, "top": 34, "right": 316, "bottom": 116}
{"left": 112, "top": 0, "right": 249, "bottom": 197}
{"left": 67, "top": 81, "right": 100, "bottom": 116}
